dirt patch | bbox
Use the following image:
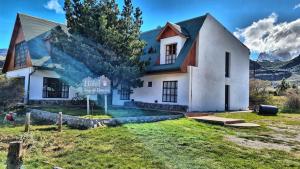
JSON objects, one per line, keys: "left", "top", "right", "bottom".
{"left": 225, "top": 135, "right": 293, "bottom": 152}
{"left": 225, "top": 122, "right": 300, "bottom": 153}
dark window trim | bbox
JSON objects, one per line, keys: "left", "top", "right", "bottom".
{"left": 165, "top": 43, "right": 177, "bottom": 64}
{"left": 225, "top": 51, "right": 230, "bottom": 78}
{"left": 120, "top": 85, "right": 130, "bottom": 100}
{"left": 14, "top": 41, "right": 28, "bottom": 68}
{"left": 148, "top": 81, "right": 152, "bottom": 87}
{"left": 42, "top": 77, "right": 69, "bottom": 98}
{"left": 162, "top": 81, "right": 178, "bottom": 103}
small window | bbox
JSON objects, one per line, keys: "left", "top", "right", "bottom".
{"left": 225, "top": 52, "right": 230, "bottom": 77}
{"left": 162, "top": 81, "right": 177, "bottom": 103}
{"left": 14, "top": 41, "right": 28, "bottom": 68}
{"left": 148, "top": 82, "right": 152, "bottom": 87}
{"left": 43, "top": 78, "right": 69, "bottom": 98}
{"left": 120, "top": 85, "right": 130, "bottom": 100}
{"left": 165, "top": 43, "right": 177, "bottom": 64}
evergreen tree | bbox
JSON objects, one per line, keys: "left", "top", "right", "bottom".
{"left": 62, "top": 0, "right": 147, "bottom": 88}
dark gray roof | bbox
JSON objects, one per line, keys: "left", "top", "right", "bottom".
{"left": 140, "top": 14, "right": 208, "bottom": 72}
{"left": 18, "top": 13, "right": 208, "bottom": 73}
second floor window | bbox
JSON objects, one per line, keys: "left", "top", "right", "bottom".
{"left": 225, "top": 52, "right": 230, "bottom": 77}
{"left": 165, "top": 43, "right": 177, "bottom": 64}
{"left": 14, "top": 41, "right": 28, "bottom": 68}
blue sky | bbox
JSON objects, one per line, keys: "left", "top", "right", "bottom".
{"left": 0, "top": 0, "right": 299, "bottom": 60}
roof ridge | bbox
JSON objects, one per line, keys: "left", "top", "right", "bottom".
{"left": 141, "top": 14, "right": 208, "bottom": 35}
{"left": 18, "top": 13, "right": 65, "bottom": 26}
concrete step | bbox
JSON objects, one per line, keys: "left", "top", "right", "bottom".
{"left": 225, "top": 123, "right": 260, "bottom": 128}
{"left": 190, "top": 116, "right": 245, "bottom": 125}
{"left": 185, "top": 112, "right": 213, "bottom": 117}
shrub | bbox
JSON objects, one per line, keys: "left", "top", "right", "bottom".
{"left": 0, "top": 76, "right": 24, "bottom": 111}
{"left": 249, "top": 79, "right": 272, "bottom": 107}
{"left": 284, "top": 88, "right": 300, "bottom": 110}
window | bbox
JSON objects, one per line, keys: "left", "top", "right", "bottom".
{"left": 162, "top": 81, "right": 177, "bottom": 103}
{"left": 165, "top": 43, "right": 177, "bottom": 64}
{"left": 225, "top": 52, "right": 230, "bottom": 77}
{"left": 120, "top": 85, "right": 130, "bottom": 100}
{"left": 148, "top": 82, "right": 152, "bottom": 87}
{"left": 43, "top": 78, "right": 69, "bottom": 98}
{"left": 14, "top": 41, "right": 28, "bottom": 68}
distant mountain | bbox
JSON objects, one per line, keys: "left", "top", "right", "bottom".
{"left": 257, "top": 52, "right": 294, "bottom": 62}
{"left": 280, "top": 54, "right": 300, "bottom": 69}
{"left": 250, "top": 54, "right": 300, "bottom": 84}
{"left": 0, "top": 49, "right": 7, "bottom": 70}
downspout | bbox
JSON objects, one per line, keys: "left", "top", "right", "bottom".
{"left": 26, "top": 67, "right": 36, "bottom": 104}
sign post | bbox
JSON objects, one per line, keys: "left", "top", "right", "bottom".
{"left": 87, "top": 95, "right": 90, "bottom": 115}
{"left": 83, "top": 76, "right": 111, "bottom": 115}
{"left": 104, "top": 94, "right": 108, "bottom": 114}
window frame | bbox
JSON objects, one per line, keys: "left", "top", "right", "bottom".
{"left": 165, "top": 43, "right": 177, "bottom": 64}
{"left": 148, "top": 81, "right": 152, "bottom": 87}
{"left": 162, "top": 81, "right": 178, "bottom": 103}
{"left": 225, "top": 52, "right": 230, "bottom": 78}
{"left": 42, "top": 77, "right": 69, "bottom": 98}
{"left": 14, "top": 41, "right": 28, "bottom": 68}
{"left": 120, "top": 85, "right": 130, "bottom": 100}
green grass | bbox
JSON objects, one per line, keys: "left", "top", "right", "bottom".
{"left": 33, "top": 106, "right": 180, "bottom": 118}
{"left": 34, "top": 106, "right": 111, "bottom": 119}
{"left": 0, "top": 113, "right": 300, "bottom": 169}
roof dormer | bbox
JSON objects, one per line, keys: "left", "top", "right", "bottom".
{"left": 157, "top": 22, "right": 188, "bottom": 65}
{"left": 156, "top": 22, "right": 188, "bottom": 41}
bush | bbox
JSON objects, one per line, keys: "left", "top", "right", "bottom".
{"left": 284, "top": 88, "right": 300, "bottom": 110}
{"left": 0, "top": 76, "right": 24, "bottom": 111}
{"left": 249, "top": 79, "right": 272, "bottom": 107}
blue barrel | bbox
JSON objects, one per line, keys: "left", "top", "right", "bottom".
{"left": 258, "top": 105, "right": 278, "bottom": 115}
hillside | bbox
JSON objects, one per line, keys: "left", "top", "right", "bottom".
{"left": 281, "top": 54, "right": 300, "bottom": 69}
{"left": 250, "top": 54, "right": 300, "bottom": 84}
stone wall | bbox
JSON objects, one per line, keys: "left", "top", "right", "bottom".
{"left": 124, "top": 101, "right": 188, "bottom": 112}
{"left": 29, "top": 109, "right": 184, "bottom": 129}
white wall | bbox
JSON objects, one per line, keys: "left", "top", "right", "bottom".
{"left": 112, "top": 73, "right": 189, "bottom": 106}
{"left": 160, "top": 36, "right": 186, "bottom": 64}
{"left": 29, "top": 69, "right": 77, "bottom": 100}
{"left": 189, "top": 14, "right": 249, "bottom": 111}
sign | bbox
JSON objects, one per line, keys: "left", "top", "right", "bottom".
{"left": 82, "top": 76, "right": 111, "bottom": 115}
{"left": 82, "top": 76, "right": 111, "bottom": 95}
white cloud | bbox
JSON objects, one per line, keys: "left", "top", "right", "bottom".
{"left": 44, "top": 0, "right": 64, "bottom": 14}
{"left": 234, "top": 13, "right": 300, "bottom": 60}
{"left": 294, "top": 3, "right": 300, "bottom": 10}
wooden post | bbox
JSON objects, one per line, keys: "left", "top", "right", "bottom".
{"left": 104, "top": 94, "right": 108, "bottom": 114}
{"left": 58, "top": 112, "right": 62, "bottom": 132}
{"left": 87, "top": 95, "right": 90, "bottom": 115}
{"left": 6, "top": 141, "right": 23, "bottom": 169}
{"left": 24, "top": 113, "right": 30, "bottom": 132}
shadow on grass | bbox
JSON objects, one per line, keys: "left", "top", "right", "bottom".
{"left": 34, "top": 126, "right": 58, "bottom": 132}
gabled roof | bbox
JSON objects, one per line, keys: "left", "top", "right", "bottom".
{"left": 156, "top": 22, "right": 189, "bottom": 40}
{"left": 18, "top": 14, "right": 67, "bottom": 41}
{"left": 141, "top": 14, "right": 208, "bottom": 73}
{"left": 3, "top": 13, "right": 209, "bottom": 74}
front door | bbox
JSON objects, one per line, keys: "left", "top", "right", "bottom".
{"left": 225, "top": 85, "right": 229, "bottom": 111}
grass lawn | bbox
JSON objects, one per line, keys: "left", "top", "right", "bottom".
{"left": 34, "top": 106, "right": 181, "bottom": 118}
{"left": 34, "top": 106, "right": 111, "bottom": 119}
{"left": 0, "top": 112, "right": 300, "bottom": 169}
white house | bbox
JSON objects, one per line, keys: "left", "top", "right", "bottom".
{"left": 2, "top": 13, "right": 249, "bottom": 112}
